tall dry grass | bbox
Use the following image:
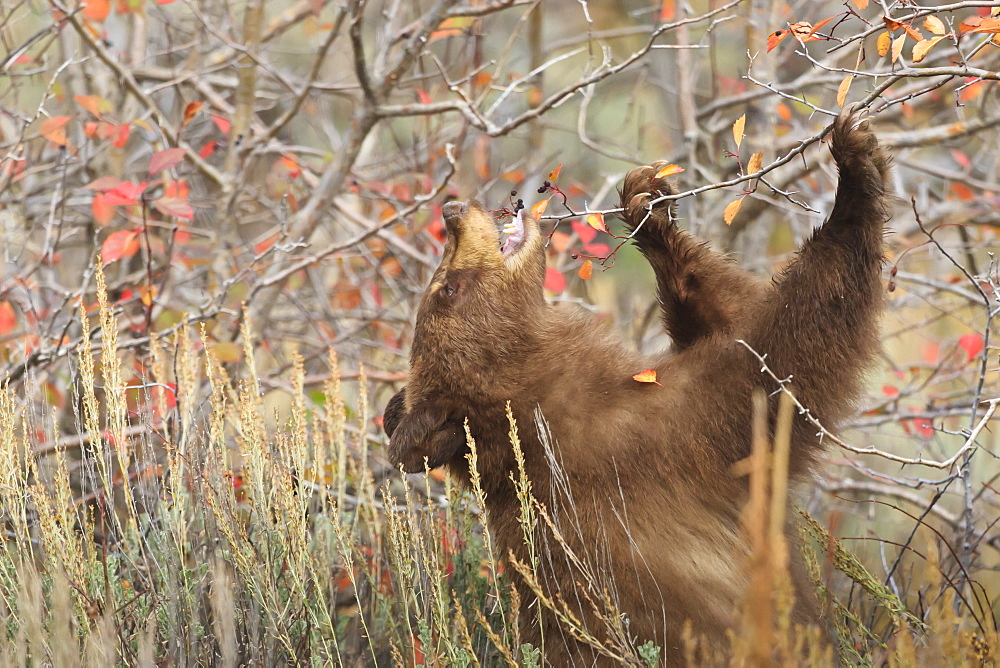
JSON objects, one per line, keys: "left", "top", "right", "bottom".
{"left": 0, "top": 264, "right": 995, "bottom": 666}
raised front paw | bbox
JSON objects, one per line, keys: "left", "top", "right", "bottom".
{"left": 620, "top": 162, "right": 678, "bottom": 233}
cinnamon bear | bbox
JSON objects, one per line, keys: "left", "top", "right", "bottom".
{"left": 383, "top": 110, "right": 891, "bottom": 665}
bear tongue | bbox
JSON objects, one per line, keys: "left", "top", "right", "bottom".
{"left": 501, "top": 209, "right": 526, "bottom": 258}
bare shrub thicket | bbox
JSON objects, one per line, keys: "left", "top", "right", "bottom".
{"left": 0, "top": 0, "right": 997, "bottom": 664}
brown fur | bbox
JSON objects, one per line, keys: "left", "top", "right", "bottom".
{"left": 383, "top": 111, "right": 891, "bottom": 665}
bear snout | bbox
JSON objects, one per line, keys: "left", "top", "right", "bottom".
{"left": 442, "top": 200, "right": 468, "bottom": 220}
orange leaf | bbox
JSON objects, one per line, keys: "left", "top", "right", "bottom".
{"left": 74, "top": 94, "right": 111, "bottom": 118}
{"left": 836, "top": 75, "right": 852, "bottom": 108}
{"left": 806, "top": 15, "right": 837, "bottom": 40}
{"left": 659, "top": 0, "right": 675, "bottom": 21}
{"left": 746, "top": 151, "right": 763, "bottom": 174}
{"left": 883, "top": 16, "right": 905, "bottom": 32}
{"left": 82, "top": 0, "right": 110, "bottom": 23}
{"left": 578, "top": 259, "right": 593, "bottom": 280}
{"left": 531, "top": 196, "right": 551, "bottom": 220}
{"left": 183, "top": 101, "right": 203, "bottom": 126}
{"left": 776, "top": 102, "right": 792, "bottom": 122}
{"left": 149, "top": 147, "right": 187, "bottom": 176}
{"left": 547, "top": 163, "right": 563, "bottom": 183}
{"left": 723, "top": 196, "right": 745, "bottom": 225}
{"left": 39, "top": 116, "right": 71, "bottom": 146}
{"left": 891, "top": 33, "right": 906, "bottom": 64}
{"left": 0, "top": 301, "right": 15, "bottom": 335}
{"left": 101, "top": 229, "right": 141, "bottom": 264}
{"left": 852, "top": 0, "right": 869, "bottom": 9}
{"left": 912, "top": 35, "right": 945, "bottom": 63}
{"left": 877, "top": 31, "right": 892, "bottom": 56}
{"left": 586, "top": 212, "right": 608, "bottom": 233}
{"left": 632, "top": 369, "right": 662, "bottom": 386}
{"left": 767, "top": 29, "right": 789, "bottom": 52}
{"left": 923, "top": 15, "right": 946, "bottom": 36}
{"left": 655, "top": 163, "right": 684, "bottom": 179}
{"left": 110, "top": 123, "right": 130, "bottom": 148}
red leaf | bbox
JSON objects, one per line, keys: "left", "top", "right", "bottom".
{"left": 570, "top": 220, "right": 597, "bottom": 245}
{"left": 881, "top": 385, "right": 899, "bottom": 398}
{"left": 582, "top": 242, "right": 610, "bottom": 256}
{"left": 544, "top": 266, "right": 566, "bottom": 293}
{"left": 632, "top": 369, "right": 662, "bottom": 386}
{"left": 39, "top": 116, "right": 71, "bottom": 146}
{"left": 183, "top": 101, "right": 203, "bottom": 127}
{"left": 149, "top": 147, "right": 187, "bottom": 176}
{"left": 958, "top": 333, "right": 985, "bottom": 362}
{"left": 111, "top": 123, "right": 130, "bottom": 148}
{"left": 92, "top": 193, "right": 115, "bottom": 225}
{"left": 104, "top": 181, "right": 147, "bottom": 206}
{"left": 0, "top": 301, "right": 16, "bottom": 335}
{"left": 211, "top": 114, "right": 231, "bottom": 136}
{"left": 198, "top": 141, "right": 218, "bottom": 158}
{"left": 101, "top": 229, "right": 141, "bottom": 264}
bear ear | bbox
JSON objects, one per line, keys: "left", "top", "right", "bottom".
{"left": 441, "top": 200, "right": 504, "bottom": 272}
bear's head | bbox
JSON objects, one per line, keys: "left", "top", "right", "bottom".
{"left": 406, "top": 200, "right": 548, "bottom": 407}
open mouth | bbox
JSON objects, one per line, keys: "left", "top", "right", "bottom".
{"left": 500, "top": 208, "right": 526, "bottom": 259}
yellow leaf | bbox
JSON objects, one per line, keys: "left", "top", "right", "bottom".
{"left": 655, "top": 163, "right": 685, "bottom": 179}
{"left": 911, "top": 35, "right": 945, "bottom": 63}
{"left": 923, "top": 15, "right": 945, "bottom": 36}
{"left": 530, "top": 196, "right": 551, "bottom": 220}
{"left": 632, "top": 369, "right": 661, "bottom": 385}
{"left": 578, "top": 260, "right": 593, "bottom": 280}
{"left": 836, "top": 75, "right": 853, "bottom": 108}
{"left": 891, "top": 33, "right": 906, "bottom": 64}
{"left": 747, "top": 151, "right": 763, "bottom": 175}
{"left": 723, "top": 196, "right": 745, "bottom": 226}
{"left": 586, "top": 213, "right": 608, "bottom": 233}
{"left": 547, "top": 163, "right": 563, "bottom": 183}
{"left": 733, "top": 114, "right": 746, "bottom": 149}
{"left": 877, "top": 31, "right": 891, "bottom": 56}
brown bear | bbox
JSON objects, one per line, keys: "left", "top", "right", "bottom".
{"left": 383, "top": 110, "right": 891, "bottom": 665}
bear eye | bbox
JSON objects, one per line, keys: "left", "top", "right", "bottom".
{"left": 444, "top": 283, "right": 458, "bottom": 297}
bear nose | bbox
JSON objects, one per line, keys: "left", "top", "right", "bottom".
{"left": 442, "top": 200, "right": 467, "bottom": 220}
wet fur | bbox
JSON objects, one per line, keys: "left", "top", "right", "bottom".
{"left": 384, "top": 112, "right": 891, "bottom": 665}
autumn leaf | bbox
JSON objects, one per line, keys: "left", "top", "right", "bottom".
{"left": 767, "top": 29, "right": 789, "bottom": 52}
{"left": 92, "top": 193, "right": 115, "bottom": 225}
{"left": 923, "top": 15, "right": 946, "bottom": 35}
{"left": 836, "top": 75, "right": 853, "bottom": 108}
{"left": 746, "top": 151, "right": 763, "bottom": 175}
{"left": 430, "top": 16, "right": 472, "bottom": 41}
{"left": 883, "top": 16, "right": 905, "bottom": 32}
{"left": 39, "top": 116, "right": 71, "bottom": 146}
{"left": 531, "top": 196, "right": 551, "bottom": 221}
{"left": 852, "top": 0, "right": 869, "bottom": 9}
{"left": 891, "top": 33, "right": 906, "bottom": 64}
{"left": 199, "top": 141, "right": 218, "bottom": 158}
{"left": 211, "top": 114, "right": 231, "bottom": 135}
{"left": 101, "top": 229, "right": 141, "bottom": 264}
{"left": 82, "top": 0, "right": 111, "bottom": 23}
{"left": 962, "top": 17, "right": 1000, "bottom": 34}
{"left": 0, "top": 301, "right": 15, "bottom": 335}
{"left": 103, "top": 181, "right": 148, "bottom": 206}
{"left": 183, "top": 101, "right": 203, "bottom": 126}
{"left": 586, "top": 212, "right": 608, "bottom": 233}
{"left": 659, "top": 0, "right": 675, "bottom": 21}
{"left": 632, "top": 369, "right": 662, "bottom": 386}
{"left": 958, "top": 333, "right": 985, "bottom": 362}
{"left": 74, "top": 94, "right": 112, "bottom": 118}
{"left": 881, "top": 385, "right": 900, "bottom": 398}
{"left": 655, "top": 163, "right": 684, "bottom": 179}
{"left": 547, "top": 163, "right": 563, "bottom": 183}
{"left": 149, "top": 147, "right": 188, "bottom": 176}
{"left": 732, "top": 114, "right": 746, "bottom": 149}
{"left": 110, "top": 123, "right": 130, "bottom": 148}
{"left": 578, "top": 259, "right": 593, "bottom": 280}
{"left": 804, "top": 15, "right": 837, "bottom": 40}
{"left": 544, "top": 266, "right": 565, "bottom": 293}
{"left": 83, "top": 176, "right": 123, "bottom": 192}
{"left": 912, "top": 36, "right": 946, "bottom": 63}
{"left": 723, "top": 196, "right": 745, "bottom": 225}
{"left": 877, "top": 31, "right": 891, "bottom": 56}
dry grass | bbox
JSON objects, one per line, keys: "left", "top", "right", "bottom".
{"left": 0, "top": 263, "right": 996, "bottom": 666}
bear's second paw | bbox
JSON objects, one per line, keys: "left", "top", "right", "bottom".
{"left": 620, "top": 163, "right": 678, "bottom": 232}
